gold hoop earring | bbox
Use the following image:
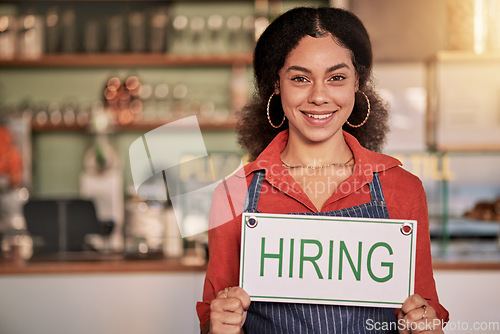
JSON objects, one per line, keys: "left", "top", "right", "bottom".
{"left": 346, "top": 91, "right": 371, "bottom": 128}
{"left": 267, "top": 93, "right": 286, "bottom": 128}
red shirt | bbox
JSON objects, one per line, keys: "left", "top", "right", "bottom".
{"left": 196, "top": 130, "right": 449, "bottom": 328}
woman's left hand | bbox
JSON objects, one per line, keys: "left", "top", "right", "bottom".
{"left": 397, "top": 294, "right": 444, "bottom": 333}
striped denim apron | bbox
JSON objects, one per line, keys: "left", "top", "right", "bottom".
{"left": 242, "top": 170, "right": 398, "bottom": 334}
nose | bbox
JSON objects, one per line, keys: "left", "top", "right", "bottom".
{"left": 308, "top": 82, "right": 329, "bottom": 105}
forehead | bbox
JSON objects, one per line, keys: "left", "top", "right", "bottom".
{"left": 283, "top": 35, "right": 354, "bottom": 70}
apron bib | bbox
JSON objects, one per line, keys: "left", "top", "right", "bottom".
{"left": 243, "top": 170, "right": 398, "bottom": 334}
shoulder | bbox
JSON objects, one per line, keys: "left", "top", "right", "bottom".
{"left": 379, "top": 165, "right": 428, "bottom": 217}
{"left": 345, "top": 132, "right": 401, "bottom": 175}
{"left": 380, "top": 165, "right": 424, "bottom": 192}
{"left": 209, "top": 163, "right": 252, "bottom": 230}
{"left": 212, "top": 164, "right": 249, "bottom": 204}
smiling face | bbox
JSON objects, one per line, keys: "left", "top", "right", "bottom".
{"left": 277, "top": 34, "right": 358, "bottom": 146}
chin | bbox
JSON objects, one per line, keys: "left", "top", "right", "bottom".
{"left": 300, "top": 129, "right": 340, "bottom": 144}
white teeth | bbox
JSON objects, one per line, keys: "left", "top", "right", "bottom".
{"left": 304, "top": 112, "right": 334, "bottom": 120}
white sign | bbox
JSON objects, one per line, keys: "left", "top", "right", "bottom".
{"left": 239, "top": 213, "right": 417, "bottom": 308}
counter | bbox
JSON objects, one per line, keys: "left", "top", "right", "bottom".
{"left": 1, "top": 255, "right": 499, "bottom": 275}
{"left": 1, "top": 255, "right": 499, "bottom": 334}
{"left": 0, "top": 254, "right": 207, "bottom": 275}
{"left": 0, "top": 255, "right": 207, "bottom": 334}
{"left": 2, "top": 251, "right": 498, "bottom": 274}
{"left": 432, "top": 260, "right": 500, "bottom": 270}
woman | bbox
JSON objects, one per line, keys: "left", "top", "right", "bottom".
{"left": 197, "top": 7, "right": 448, "bottom": 333}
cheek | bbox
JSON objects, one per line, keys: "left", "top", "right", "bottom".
{"left": 332, "top": 84, "right": 355, "bottom": 98}
{"left": 279, "top": 90, "right": 305, "bottom": 113}
{"left": 331, "top": 87, "right": 356, "bottom": 108}
{"left": 342, "top": 92, "right": 356, "bottom": 108}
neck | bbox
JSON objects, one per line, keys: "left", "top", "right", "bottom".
{"left": 281, "top": 130, "right": 352, "bottom": 166}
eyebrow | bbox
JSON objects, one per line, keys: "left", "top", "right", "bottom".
{"left": 286, "top": 63, "right": 351, "bottom": 74}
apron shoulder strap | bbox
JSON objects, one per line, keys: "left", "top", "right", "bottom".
{"left": 243, "top": 170, "right": 265, "bottom": 213}
{"left": 368, "top": 172, "right": 386, "bottom": 203}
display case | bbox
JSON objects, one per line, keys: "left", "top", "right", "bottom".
{"left": 424, "top": 51, "right": 500, "bottom": 260}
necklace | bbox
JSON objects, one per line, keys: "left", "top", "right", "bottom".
{"left": 281, "top": 156, "right": 354, "bottom": 169}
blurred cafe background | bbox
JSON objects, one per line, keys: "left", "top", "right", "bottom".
{"left": 0, "top": 0, "right": 499, "bottom": 333}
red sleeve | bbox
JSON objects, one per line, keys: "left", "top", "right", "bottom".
{"left": 410, "top": 180, "right": 449, "bottom": 322}
{"left": 196, "top": 177, "right": 246, "bottom": 329}
{"left": 383, "top": 168, "right": 449, "bottom": 323}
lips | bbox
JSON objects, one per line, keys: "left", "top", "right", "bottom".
{"left": 301, "top": 111, "right": 336, "bottom": 120}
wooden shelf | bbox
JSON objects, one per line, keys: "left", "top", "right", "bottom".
{"left": 117, "top": 118, "right": 238, "bottom": 131}
{"left": 0, "top": 53, "right": 253, "bottom": 68}
{"left": 31, "top": 118, "right": 238, "bottom": 132}
{"left": 31, "top": 123, "right": 88, "bottom": 132}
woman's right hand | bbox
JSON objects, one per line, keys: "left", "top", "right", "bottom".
{"left": 210, "top": 286, "right": 251, "bottom": 334}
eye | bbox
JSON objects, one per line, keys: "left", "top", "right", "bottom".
{"left": 329, "top": 75, "right": 346, "bottom": 82}
{"left": 291, "top": 76, "right": 309, "bottom": 83}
